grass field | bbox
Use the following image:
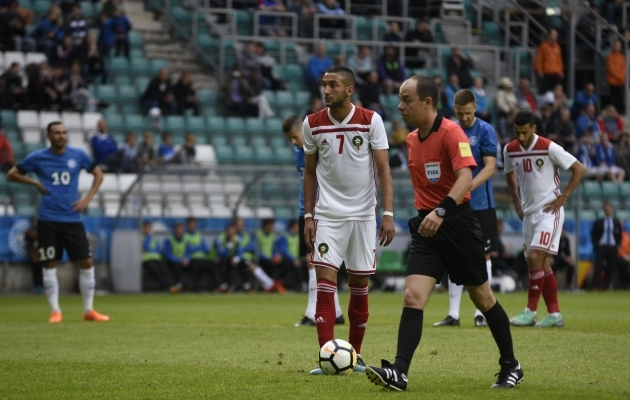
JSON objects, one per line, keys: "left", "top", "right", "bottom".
{"left": 1, "top": 291, "right": 630, "bottom": 399}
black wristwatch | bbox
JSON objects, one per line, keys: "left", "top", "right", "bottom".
{"left": 435, "top": 208, "right": 446, "bottom": 218}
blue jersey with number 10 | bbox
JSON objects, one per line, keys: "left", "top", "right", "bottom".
{"left": 294, "top": 145, "right": 305, "bottom": 216}
{"left": 458, "top": 118, "right": 497, "bottom": 210}
{"left": 17, "top": 147, "right": 95, "bottom": 222}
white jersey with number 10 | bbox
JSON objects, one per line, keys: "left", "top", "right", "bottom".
{"left": 303, "top": 105, "right": 389, "bottom": 221}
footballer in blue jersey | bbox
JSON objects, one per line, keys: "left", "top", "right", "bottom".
{"left": 433, "top": 89, "right": 499, "bottom": 328}
{"left": 7, "top": 121, "right": 109, "bottom": 323}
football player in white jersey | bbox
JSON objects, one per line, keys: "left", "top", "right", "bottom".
{"left": 303, "top": 66, "right": 395, "bottom": 374}
{"left": 504, "top": 111, "right": 585, "bottom": 328}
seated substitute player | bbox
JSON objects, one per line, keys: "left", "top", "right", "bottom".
{"left": 302, "top": 66, "right": 395, "bottom": 374}
{"left": 434, "top": 89, "right": 499, "bottom": 328}
{"left": 142, "top": 221, "right": 179, "bottom": 293}
{"left": 163, "top": 222, "right": 187, "bottom": 292}
{"left": 274, "top": 219, "right": 306, "bottom": 290}
{"left": 365, "top": 76, "right": 522, "bottom": 391}
{"left": 505, "top": 111, "right": 585, "bottom": 327}
{"left": 7, "top": 121, "right": 109, "bottom": 323}
{"left": 282, "top": 115, "right": 345, "bottom": 327}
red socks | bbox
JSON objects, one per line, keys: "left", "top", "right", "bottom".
{"left": 542, "top": 270, "right": 560, "bottom": 313}
{"left": 315, "top": 279, "right": 336, "bottom": 347}
{"left": 526, "top": 268, "right": 545, "bottom": 312}
{"left": 348, "top": 283, "right": 369, "bottom": 354}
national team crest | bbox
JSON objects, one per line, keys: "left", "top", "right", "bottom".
{"left": 424, "top": 162, "right": 441, "bottom": 183}
{"left": 469, "top": 136, "right": 478, "bottom": 146}
{"left": 67, "top": 159, "right": 77, "bottom": 169}
{"left": 536, "top": 158, "right": 544, "bottom": 170}
{"left": 318, "top": 243, "right": 329, "bottom": 258}
{"left": 352, "top": 135, "right": 364, "bottom": 151}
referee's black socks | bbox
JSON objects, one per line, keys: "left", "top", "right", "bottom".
{"left": 394, "top": 307, "right": 424, "bottom": 375}
{"left": 482, "top": 301, "right": 518, "bottom": 367}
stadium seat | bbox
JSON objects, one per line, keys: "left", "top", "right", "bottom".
{"left": 583, "top": 181, "right": 603, "bottom": 199}
{"left": 294, "top": 91, "right": 310, "bottom": 108}
{"left": 117, "top": 86, "right": 138, "bottom": 105}
{"left": 251, "top": 136, "right": 267, "bottom": 147}
{"left": 195, "top": 145, "right": 216, "bottom": 164}
{"left": 0, "top": 110, "right": 17, "bottom": 128}
{"left": 150, "top": 59, "right": 169, "bottom": 74}
{"left": 281, "top": 63, "right": 303, "bottom": 81}
{"left": 17, "top": 110, "right": 39, "bottom": 129}
{"left": 109, "top": 57, "right": 130, "bottom": 74}
{"left": 578, "top": 209, "right": 597, "bottom": 221}
{"left": 234, "top": 146, "right": 254, "bottom": 163}
{"left": 197, "top": 88, "right": 219, "bottom": 106}
{"left": 135, "top": 76, "right": 151, "bottom": 94}
{"left": 601, "top": 182, "right": 620, "bottom": 199}
{"left": 96, "top": 85, "right": 118, "bottom": 104}
{"left": 4, "top": 51, "right": 25, "bottom": 67}
{"left": 24, "top": 52, "right": 47, "bottom": 65}
{"left": 206, "top": 116, "right": 226, "bottom": 134}
{"left": 274, "top": 147, "right": 294, "bottom": 165}
{"left": 186, "top": 116, "right": 206, "bottom": 134}
{"left": 231, "top": 134, "right": 247, "bottom": 147}
{"left": 211, "top": 134, "right": 228, "bottom": 147}
{"left": 61, "top": 112, "right": 83, "bottom": 130}
{"left": 264, "top": 118, "right": 283, "bottom": 136}
{"left": 226, "top": 117, "right": 245, "bottom": 134}
{"left": 275, "top": 91, "right": 295, "bottom": 108}
{"left": 67, "top": 131, "right": 86, "bottom": 146}
{"left": 130, "top": 58, "right": 151, "bottom": 76}
{"left": 164, "top": 116, "right": 186, "bottom": 132}
{"left": 124, "top": 114, "right": 147, "bottom": 132}
{"left": 214, "top": 145, "right": 234, "bottom": 163}
{"left": 254, "top": 146, "right": 274, "bottom": 164}
{"left": 245, "top": 118, "right": 265, "bottom": 135}
{"left": 21, "top": 129, "right": 42, "bottom": 144}
{"left": 129, "top": 31, "right": 144, "bottom": 49}
{"left": 39, "top": 111, "right": 60, "bottom": 130}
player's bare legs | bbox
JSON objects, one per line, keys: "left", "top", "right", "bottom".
{"left": 43, "top": 261, "right": 62, "bottom": 323}
{"left": 78, "top": 258, "right": 109, "bottom": 322}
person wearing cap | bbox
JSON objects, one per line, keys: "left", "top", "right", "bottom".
{"left": 534, "top": 29, "right": 564, "bottom": 94}
{"left": 496, "top": 77, "right": 519, "bottom": 140}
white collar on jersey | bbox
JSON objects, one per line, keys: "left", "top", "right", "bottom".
{"left": 327, "top": 104, "right": 356, "bottom": 125}
{"left": 520, "top": 134, "right": 539, "bottom": 152}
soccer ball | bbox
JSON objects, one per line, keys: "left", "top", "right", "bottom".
{"left": 318, "top": 339, "right": 357, "bottom": 375}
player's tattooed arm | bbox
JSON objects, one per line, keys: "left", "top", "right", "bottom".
{"left": 6, "top": 166, "right": 47, "bottom": 194}
{"left": 73, "top": 166, "right": 104, "bottom": 211}
{"left": 303, "top": 152, "right": 318, "bottom": 251}
{"left": 505, "top": 170, "right": 523, "bottom": 220}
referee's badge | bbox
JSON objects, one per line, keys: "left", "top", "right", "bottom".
{"left": 352, "top": 135, "right": 363, "bottom": 151}
{"left": 318, "top": 243, "right": 329, "bottom": 258}
{"left": 425, "top": 162, "right": 441, "bottom": 183}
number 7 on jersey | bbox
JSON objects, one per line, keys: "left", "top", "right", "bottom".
{"left": 336, "top": 134, "right": 344, "bottom": 154}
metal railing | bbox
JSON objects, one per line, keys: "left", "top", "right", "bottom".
{"left": 371, "top": 16, "right": 416, "bottom": 42}
{"left": 253, "top": 11, "right": 299, "bottom": 38}
{"left": 313, "top": 14, "right": 357, "bottom": 40}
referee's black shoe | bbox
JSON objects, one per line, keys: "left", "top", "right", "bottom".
{"left": 475, "top": 315, "right": 488, "bottom": 327}
{"left": 433, "top": 315, "right": 460, "bottom": 327}
{"left": 491, "top": 362, "right": 524, "bottom": 389}
{"left": 366, "top": 360, "right": 408, "bottom": 391}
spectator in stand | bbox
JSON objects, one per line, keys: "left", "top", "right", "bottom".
{"left": 305, "top": 43, "right": 332, "bottom": 99}
{"left": 347, "top": 45, "right": 373, "bottom": 85}
{"left": 574, "top": 130, "right": 601, "bottom": 179}
{"left": 27, "top": 62, "right": 55, "bottom": 110}
{"left": 158, "top": 132, "right": 177, "bottom": 164}
{"left": 571, "top": 82, "right": 598, "bottom": 119}
{"left": 112, "top": 7, "right": 131, "bottom": 58}
{"left": 163, "top": 222, "right": 187, "bottom": 292}
{"left": 91, "top": 119, "right": 119, "bottom": 171}
{"left": 78, "top": 32, "right": 109, "bottom": 84}
{"left": 49, "top": 62, "right": 71, "bottom": 110}
{"left": 358, "top": 71, "right": 390, "bottom": 121}
{"left": 377, "top": 45, "right": 405, "bottom": 95}
{"left": 222, "top": 64, "right": 259, "bottom": 118}
{"left": 432, "top": 74, "right": 448, "bottom": 117}
{"left": 383, "top": 21, "right": 403, "bottom": 42}
{"left": 443, "top": 73, "right": 460, "bottom": 118}
{"left": 316, "top": 0, "right": 346, "bottom": 39}
{"left": 256, "top": 42, "right": 284, "bottom": 90}
{"left": 591, "top": 203, "right": 622, "bottom": 290}
{"left": 404, "top": 20, "right": 433, "bottom": 68}
{"left": 599, "top": 105, "right": 624, "bottom": 142}
{"left": 470, "top": 76, "right": 491, "bottom": 123}
{"left": 515, "top": 77, "right": 537, "bottom": 114}
{"left": 576, "top": 103, "right": 601, "bottom": 139}
{"left": 98, "top": 12, "right": 114, "bottom": 57}
{"left": 142, "top": 221, "right": 179, "bottom": 294}
{"left": 534, "top": 29, "right": 564, "bottom": 94}
{"left": 173, "top": 71, "right": 199, "bottom": 116}
{"left": 247, "top": 67, "right": 275, "bottom": 118}
{"left": 275, "top": 219, "right": 306, "bottom": 291}
{"left": 142, "top": 68, "right": 177, "bottom": 116}
{"left": 291, "top": 0, "right": 317, "bottom": 38}
{"left": 446, "top": 47, "right": 474, "bottom": 89}
{"left": 606, "top": 39, "right": 626, "bottom": 115}
{"left": 257, "top": 0, "right": 287, "bottom": 37}
{"left": 32, "top": 5, "right": 64, "bottom": 59}
{"left": 0, "top": 126, "right": 15, "bottom": 172}
{"left": 535, "top": 103, "right": 556, "bottom": 139}
{"left": 68, "top": 60, "right": 102, "bottom": 112}
{"left": 615, "top": 229, "right": 630, "bottom": 289}
{"left": 554, "top": 108, "right": 576, "bottom": 151}
{"left": 577, "top": 3, "right": 599, "bottom": 41}
{"left": 101, "top": 0, "right": 120, "bottom": 18}
{"left": 594, "top": 133, "right": 625, "bottom": 184}
{"left": 606, "top": 0, "right": 625, "bottom": 31}
{"left": 496, "top": 77, "right": 519, "bottom": 140}
{"left": 0, "top": 62, "right": 26, "bottom": 109}
{"left": 138, "top": 131, "right": 157, "bottom": 166}
{"left": 55, "top": 36, "right": 77, "bottom": 66}
{"left": 65, "top": 3, "right": 86, "bottom": 47}
{"left": 239, "top": 42, "right": 261, "bottom": 80}
{"left": 550, "top": 83, "right": 568, "bottom": 114}
{"left": 119, "top": 131, "right": 140, "bottom": 173}
{"left": 615, "top": 132, "right": 630, "bottom": 180}
{"left": 175, "top": 134, "right": 196, "bottom": 164}
{"left": 1, "top": 0, "right": 36, "bottom": 52}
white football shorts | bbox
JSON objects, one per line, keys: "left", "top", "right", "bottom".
{"left": 523, "top": 207, "right": 565, "bottom": 256}
{"left": 310, "top": 219, "right": 377, "bottom": 275}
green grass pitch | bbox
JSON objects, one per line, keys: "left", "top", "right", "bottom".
{"left": 1, "top": 291, "right": 629, "bottom": 399}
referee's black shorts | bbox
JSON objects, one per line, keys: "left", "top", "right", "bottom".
{"left": 473, "top": 208, "right": 499, "bottom": 254}
{"left": 406, "top": 203, "right": 488, "bottom": 286}
{"left": 299, "top": 216, "right": 308, "bottom": 257}
{"left": 37, "top": 220, "right": 92, "bottom": 262}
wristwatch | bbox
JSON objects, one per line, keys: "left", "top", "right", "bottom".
{"left": 435, "top": 208, "right": 446, "bottom": 218}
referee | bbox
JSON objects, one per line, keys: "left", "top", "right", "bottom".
{"left": 365, "top": 76, "right": 523, "bottom": 391}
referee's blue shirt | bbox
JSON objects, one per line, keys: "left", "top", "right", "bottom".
{"left": 457, "top": 118, "right": 497, "bottom": 211}
{"left": 17, "top": 147, "right": 95, "bottom": 222}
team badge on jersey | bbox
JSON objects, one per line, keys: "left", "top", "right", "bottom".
{"left": 469, "top": 136, "right": 478, "bottom": 146}
{"left": 318, "top": 243, "right": 329, "bottom": 258}
{"left": 424, "top": 162, "right": 441, "bottom": 183}
{"left": 352, "top": 135, "right": 364, "bottom": 151}
{"left": 67, "top": 159, "right": 77, "bottom": 169}
{"left": 536, "top": 158, "right": 544, "bottom": 170}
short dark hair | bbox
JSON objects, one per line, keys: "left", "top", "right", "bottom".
{"left": 514, "top": 110, "right": 535, "bottom": 126}
{"left": 144, "top": 221, "right": 152, "bottom": 227}
{"left": 282, "top": 115, "right": 302, "bottom": 134}
{"left": 47, "top": 121, "right": 64, "bottom": 134}
{"left": 288, "top": 219, "right": 298, "bottom": 229}
{"left": 412, "top": 75, "right": 439, "bottom": 109}
{"left": 262, "top": 218, "right": 275, "bottom": 227}
{"left": 174, "top": 222, "right": 183, "bottom": 229}
{"left": 324, "top": 65, "right": 356, "bottom": 87}
{"left": 186, "top": 216, "right": 196, "bottom": 224}
{"left": 453, "top": 89, "right": 476, "bottom": 106}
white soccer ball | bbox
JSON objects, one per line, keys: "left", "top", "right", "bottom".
{"left": 499, "top": 275, "right": 517, "bottom": 293}
{"left": 319, "top": 339, "right": 357, "bottom": 375}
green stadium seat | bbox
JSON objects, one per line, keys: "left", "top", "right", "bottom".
{"left": 115, "top": 75, "right": 132, "bottom": 86}
{"left": 270, "top": 136, "right": 287, "bottom": 148}
{"left": 601, "top": 182, "right": 620, "bottom": 199}
{"left": 186, "top": 116, "right": 206, "bottom": 134}
{"left": 583, "top": 181, "right": 603, "bottom": 198}
{"left": 282, "top": 64, "right": 303, "bottom": 80}
{"left": 275, "top": 91, "right": 295, "bottom": 108}
{"left": 109, "top": 57, "right": 130, "bottom": 74}
{"left": 86, "top": 207, "right": 104, "bottom": 216}
{"left": 578, "top": 209, "right": 597, "bottom": 221}
{"left": 273, "top": 207, "right": 294, "bottom": 219}
{"left": 231, "top": 134, "right": 247, "bottom": 147}
{"left": 294, "top": 91, "right": 310, "bottom": 108}
{"left": 616, "top": 210, "right": 630, "bottom": 221}
{"left": 214, "top": 145, "right": 234, "bottom": 164}
{"left": 80, "top": 2, "right": 96, "bottom": 18}
{"left": 254, "top": 146, "right": 274, "bottom": 164}
{"left": 117, "top": 86, "right": 138, "bottom": 104}
{"left": 274, "top": 146, "right": 293, "bottom": 164}
{"left": 197, "top": 33, "right": 213, "bottom": 47}
{"left": 15, "top": 204, "right": 37, "bottom": 216}
{"left": 96, "top": 84, "right": 118, "bottom": 103}
{"left": 233, "top": 146, "right": 254, "bottom": 163}
{"left": 226, "top": 117, "right": 245, "bottom": 134}
{"left": 621, "top": 182, "right": 630, "bottom": 198}
{"left": 0, "top": 110, "right": 17, "bottom": 128}
{"left": 206, "top": 116, "right": 226, "bottom": 134}
{"left": 135, "top": 76, "right": 151, "bottom": 94}
{"left": 106, "top": 116, "right": 125, "bottom": 132}
{"left": 24, "top": 143, "right": 44, "bottom": 154}
{"left": 33, "top": 0, "right": 49, "bottom": 16}
{"left": 150, "top": 59, "right": 169, "bottom": 74}
{"left": 251, "top": 137, "right": 267, "bottom": 147}
{"left": 379, "top": 250, "right": 404, "bottom": 273}
{"left": 164, "top": 116, "right": 186, "bottom": 132}
{"left": 244, "top": 118, "right": 265, "bottom": 135}
{"left": 129, "top": 31, "right": 144, "bottom": 49}
{"left": 210, "top": 133, "right": 228, "bottom": 147}
{"left": 265, "top": 118, "right": 283, "bottom": 136}
{"left": 130, "top": 58, "right": 151, "bottom": 76}
{"left": 124, "top": 114, "right": 147, "bottom": 132}
{"left": 197, "top": 88, "right": 219, "bottom": 106}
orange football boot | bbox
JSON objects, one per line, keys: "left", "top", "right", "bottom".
{"left": 83, "top": 309, "right": 110, "bottom": 322}
{"left": 49, "top": 311, "right": 62, "bottom": 323}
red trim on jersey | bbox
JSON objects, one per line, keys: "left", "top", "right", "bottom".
{"left": 529, "top": 245, "right": 558, "bottom": 255}
{"left": 312, "top": 127, "right": 370, "bottom": 135}
{"left": 553, "top": 166, "right": 562, "bottom": 197}
{"left": 550, "top": 209, "right": 561, "bottom": 252}
{"left": 372, "top": 249, "right": 376, "bottom": 270}
{"left": 345, "top": 269, "right": 376, "bottom": 275}
{"left": 506, "top": 151, "right": 549, "bottom": 158}
{"left": 306, "top": 105, "right": 376, "bottom": 130}
{"left": 533, "top": 136, "right": 553, "bottom": 150}
{"left": 505, "top": 136, "right": 552, "bottom": 155}
{"left": 505, "top": 140, "right": 521, "bottom": 153}
{"left": 311, "top": 260, "right": 340, "bottom": 271}
{"left": 371, "top": 148, "right": 378, "bottom": 203}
